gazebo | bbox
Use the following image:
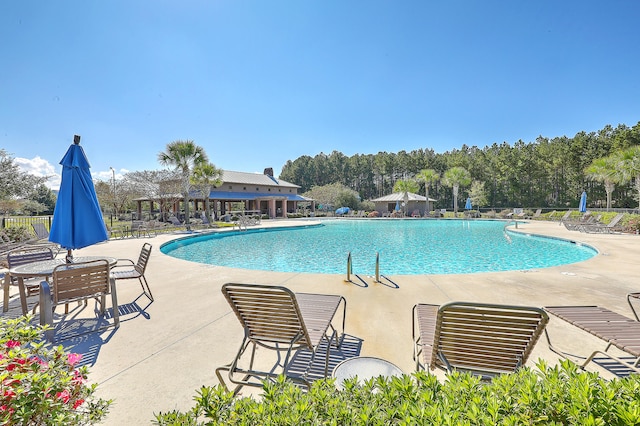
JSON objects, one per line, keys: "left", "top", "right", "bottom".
{"left": 371, "top": 192, "right": 436, "bottom": 217}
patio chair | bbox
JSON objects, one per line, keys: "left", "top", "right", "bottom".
{"left": 580, "top": 213, "right": 624, "bottom": 234}
{"left": 563, "top": 214, "right": 596, "bottom": 231}
{"left": 558, "top": 210, "right": 572, "bottom": 222}
{"left": 412, "top": 302, "right": 548, "bottom": 378}
{"left": 544, "top": 305, "right": 640, "bottom": 373}
{"left": 110, "top": 243, "right": 153, "bottom": 301}
{"left": 216, "top": 283, "right": 346, "bottom": 393}
{"left": 130, "top": 220, "right": 155, "bottom": 238}
{"left": 39, "top": 259, "right": 119, "bottom": 342}
{"left": 168, "top": 216, "right": 183, "bottom": 227}
{"left": 31, "top": 222, "right": 50, "bottom": 240}
{"left": 3, "top": 246, "right": 54, "bottom": 313}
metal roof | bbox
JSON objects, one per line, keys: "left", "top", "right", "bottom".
{"left": 221, "top": 170, "right": 299, "bottom": 188}
{"left": 371, "top": 192, "right": 436, "bottom": 202}
{"left": 206, "top": 191, "right": 310, "bottom": 201}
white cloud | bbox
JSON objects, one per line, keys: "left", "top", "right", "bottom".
{"left": 15, "top": 156, "right": 61, "bottom": 190}
{"left": 93, "top": 168, "right": 129, "bottom": 182}
{"left": 15, "top": 157, "right": 131, "bottom": 190}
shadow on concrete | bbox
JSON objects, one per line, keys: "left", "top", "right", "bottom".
{"left": 287, "top": 334, "right": 364, "bottom": 383}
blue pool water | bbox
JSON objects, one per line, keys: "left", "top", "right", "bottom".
{"left": 160, "top": 220, "right": 597, "bottom": 275}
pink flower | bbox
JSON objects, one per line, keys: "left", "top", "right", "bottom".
{"left": 67, "top": 353, "right": 82, "bottom": 366}
{"left": 5, "top": 340, "right": 20, "bottom": 349}
{"left": 3, "top": 389, "right": 16, "bottom": 400}
{"left": 56, "top": 390, "right": 71, "bottom": 404}
{"left": 72, "top": 370, "right": 85, "bottom": 385}
{"left": 0, "top": 404, "right": 15, "bottom": 414}
{"left": 72, "top": 399, "right": 85, "bottom": 409}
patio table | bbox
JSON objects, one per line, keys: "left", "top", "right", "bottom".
{"left": 332, "top": 356, "right": 403, "bottom": 389}
{"left": 9, "top": 256, "right": 117, "bottom": 315}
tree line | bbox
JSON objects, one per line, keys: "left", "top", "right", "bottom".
{"left": 279, "top": 122, "right": 640, "bottom": 210}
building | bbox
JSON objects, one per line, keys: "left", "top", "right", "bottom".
{"left": 134, "top": 168, "right": 311, "bottom": 220}
{"left": 371, "top": 192, "right": 436, "bottom": 217}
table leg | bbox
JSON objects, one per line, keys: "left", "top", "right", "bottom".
{"left": 2, "top": 273, "right": 10, "bottom": 313}
{"left": 18, "top": 277, "right": 28, "bottom": 315}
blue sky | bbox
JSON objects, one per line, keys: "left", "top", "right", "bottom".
{"left": 2, "top": 1, "right": 639, "bottom": 190}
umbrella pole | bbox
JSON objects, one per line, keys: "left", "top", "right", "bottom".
{"left": 66, "top": 249, "right": 73, "bottom": 263}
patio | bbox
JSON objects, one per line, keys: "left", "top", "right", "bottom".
{"left": 2, "top": 219, "right": 639, "bottom": 424}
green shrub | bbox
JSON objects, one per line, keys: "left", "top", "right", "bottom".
{"left": 3, "top": 226, "right": 32, "bottom": 242}
{"left": 154, "top": 360, "right": 640, "bottom": 425}
{"left": 0, "top": 316, "right": 111, "bottom": 425}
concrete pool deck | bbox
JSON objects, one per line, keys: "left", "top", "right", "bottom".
{"left": 3, "top": 218, "right": 639, "bottom": 424}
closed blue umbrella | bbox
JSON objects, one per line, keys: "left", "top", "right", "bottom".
{"left": 465, "top": 197, "right": 472, "bottom": 210}
{"left": 579, "top": 191, "right": 587, "bottom": 213}
{"left": 395, "top": 201, "right": 400, "bottom": 211}
{"left": 49, "top": 135, "right": 108, "bottom": 261}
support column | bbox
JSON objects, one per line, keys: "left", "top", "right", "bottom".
{"left": 268, "top": 199, "right": 276, "bottom": 219}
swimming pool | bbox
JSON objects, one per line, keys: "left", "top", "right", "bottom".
{"left": 160, "top": 220, "right": 597, "bottom": 275}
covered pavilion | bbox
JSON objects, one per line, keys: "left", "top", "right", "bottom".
{"left": 371, "top": 192, "right": 436, "bottom": 216}
{"left": 133, "top": 168, "right": 312, "bottom": 220}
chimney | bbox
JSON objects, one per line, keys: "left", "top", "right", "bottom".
{"left": 263, "top": 167, "right": 274, "bottom": 177}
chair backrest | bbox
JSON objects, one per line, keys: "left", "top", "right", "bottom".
{"left": 31, "top": 223, "right": 50, "bottom": 240}
{"left": 136, "top": 243, "right": 152, "bottom": 273}
{"left": 221, "top": 283, "right": 311, "bottom": 348}
{"left": 607, "top": 213, "right": 624, "bottom": 228}
{"left": 431, "top": 302, "right": 548, "bottom": 376}
{"left": 131, "top": 220, "right": 147, "bottom": 231}
{"left": 51, "top": 259, "right": 111, "bottom": 305}
{"left": 7, "top": 246, "right": 54, "bottom": 268}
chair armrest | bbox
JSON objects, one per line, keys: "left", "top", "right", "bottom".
{"left": 628, "top": 292, "right": 640, "bottom": 321}
{"left": 110, "top": 259, "right": 136, "bottom": 270}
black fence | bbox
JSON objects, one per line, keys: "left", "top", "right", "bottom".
{"left": 1, "top": 216, "right": 53, "bottom": 230}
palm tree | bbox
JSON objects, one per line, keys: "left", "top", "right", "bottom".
{"left": 585, "top": 156, "right": 619, "bottom": 211}
{"left": 393, "top": 179, "right": 419, "bottom": 216}
{"left": 191, "top": 162, "right": 223, "bottom": 224}
{"left": 416, "top": 169, "right": 439, "bottom": 214}
{"left": 158, "top": 140, "right": 208, "bottom": 230}
{"left": 442, "top": 167, "right": 471, "bottom": 216}
{"left": 615, "top": 146, "right": 640, "bottom": 210}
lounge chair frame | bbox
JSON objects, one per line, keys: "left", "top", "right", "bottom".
{"left": 216, "top": 283, "right": 346, "bottom": 393}
{"left": 29, "top": 223, "right": 61, "bottom": 255}
{"left": 413, "top": 302, "right": 548, "bottom": 378}
{"left": 579, "top": 213, "right": 624, "bottom": 234}
{"left": 544, "top": 305, "right": 640, "bottom": 373}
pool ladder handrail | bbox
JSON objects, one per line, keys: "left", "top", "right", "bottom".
{"left": 345, "top": 252, "right": 352, "bottom": 282}
{"left": 345, "top": 251, "right": 383, "bottom": 283}
{"left": 503, "top": 222, "right": 513, "bottom": 243}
